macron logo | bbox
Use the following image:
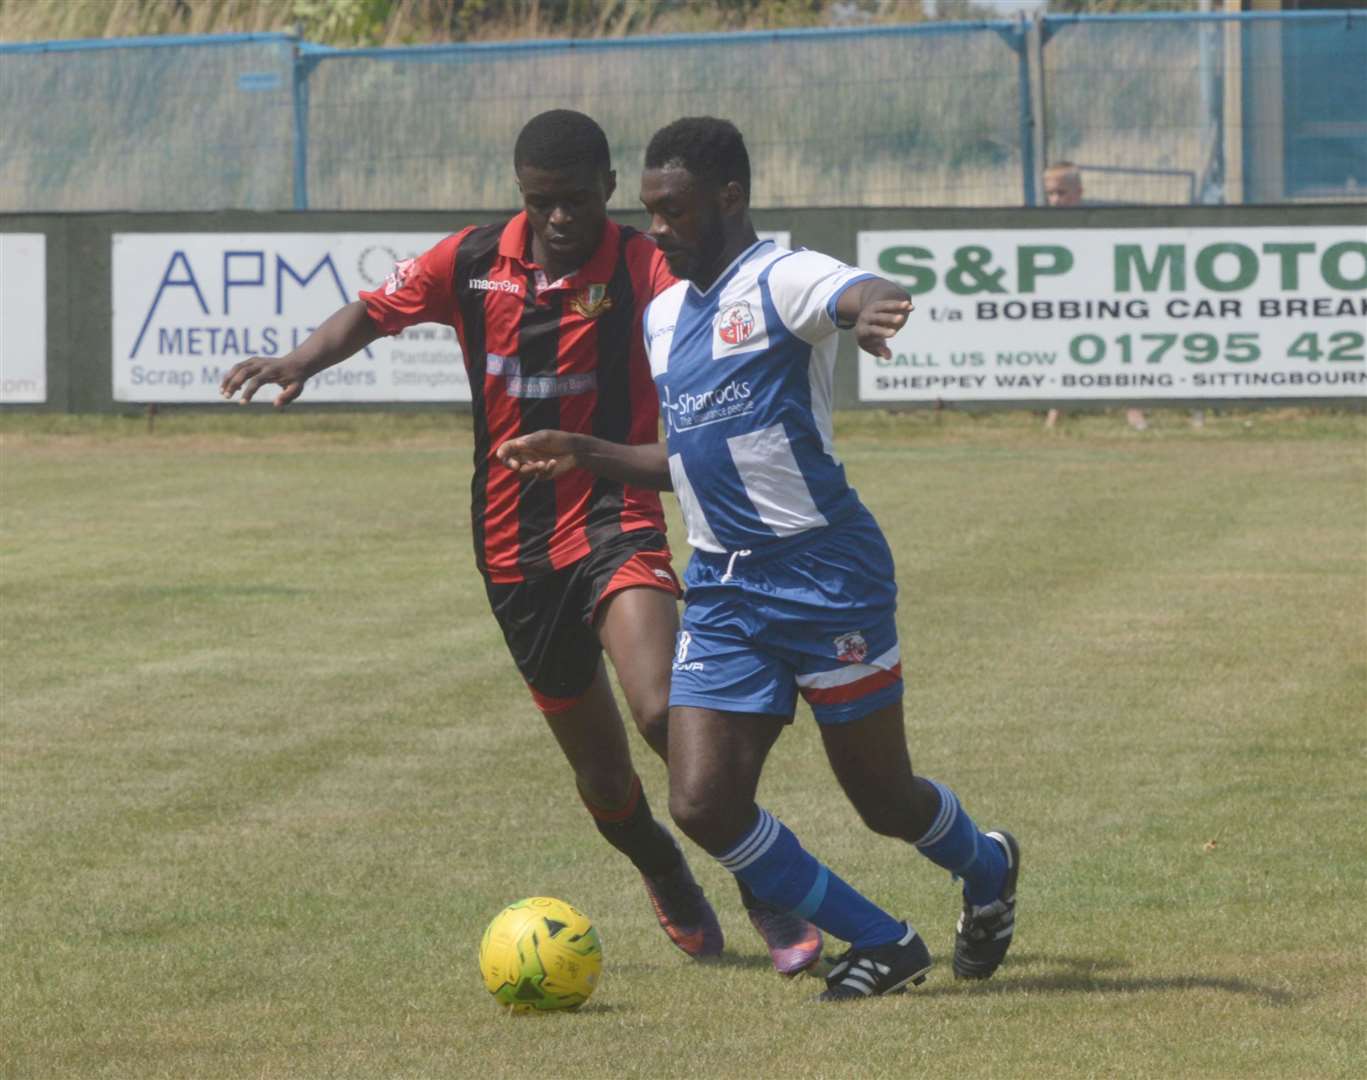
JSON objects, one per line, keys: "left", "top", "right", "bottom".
{"left": 468, "top": 278, "right": 521, "bottom": 295}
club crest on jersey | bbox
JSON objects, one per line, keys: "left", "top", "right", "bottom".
{"left": 717, "top": 301, "right": 756, "bottom": 346}
{"left": 383, "top": 257, "right": 416, "bottom": 295}
{"left": 834, "top": 632, "right": 869, "bottom": 664}
{"left": 570, "top": 283, "right": 613, "bottom": 318}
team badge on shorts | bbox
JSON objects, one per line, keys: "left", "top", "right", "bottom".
{"left": 717, "top": 301, "right": 756, "bottom": 345}
{"left": 834, "top": 631, "right": 869, "bottom": 664}
{"left": 570, "top": 283, "right": 613, "bottom": 318}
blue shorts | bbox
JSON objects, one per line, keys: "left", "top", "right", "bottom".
{"left": 669, "top": 507, "right": 903, "bottom": 725}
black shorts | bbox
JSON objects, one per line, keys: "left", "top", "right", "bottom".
{"left": 484, "top": 529, "right": 679, "bottom": 713}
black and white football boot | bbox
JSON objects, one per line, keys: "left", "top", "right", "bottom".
{"left": 817, "top": 923, "right": 932, "bottom": 1002}
{"left": 952, "top": 829, "right": 1020, "bottom": 980}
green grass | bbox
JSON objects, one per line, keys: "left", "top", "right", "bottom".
{"left": 2, "top": 408, "right": 1365, "bottom": 1079}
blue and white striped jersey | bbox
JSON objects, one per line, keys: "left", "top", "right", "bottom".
{"left": 643, "top": 239, "right": 876, "bottom": 555}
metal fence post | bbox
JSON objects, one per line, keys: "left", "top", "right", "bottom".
{"left": 996, "top": 16, "right": 1036, "bottom": 207}
{"left": 1018, "top": 15, "right": 1037, "bottom": 207}
{"left": 290, "top": 38, "right": 311, "bottom": 210}
{"left": 1029, "top": 16, "right": 1052, "bottom": 209}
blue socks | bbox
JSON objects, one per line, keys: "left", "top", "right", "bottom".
{"left": 713, "top": 782, "right": 1004, "bottom": 948}
{"left": 915, "top": 779, "right": 1007, "bottom": 906}
{"left": 717, "top": 807, "right": 906, "bottom": 948}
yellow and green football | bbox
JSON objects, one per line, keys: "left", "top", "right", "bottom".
{"left": 478, "top": 897, "right": 602, "bottom": 1012}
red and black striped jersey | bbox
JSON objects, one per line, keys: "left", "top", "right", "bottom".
{"left": 359, "top": 214, "right": 674, "bottom": 583}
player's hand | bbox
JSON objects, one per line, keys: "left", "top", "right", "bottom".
{"left": 855, "top": 298, "right": 913, "bottom": 360}
{"left": 496, "top": 431, "right": 582, "bottom": 480}
{"left": 219, "top": 356, "right": 311, "bottom": 408}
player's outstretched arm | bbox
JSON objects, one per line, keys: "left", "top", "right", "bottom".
{"left": 219, "top": 301, "right": 383, "bottom": 407}
{"left": 497, "top": 432, "right": 672, "bottom": 491}
{"left": 835, "top": 279, "right": 914, "bottom": 360}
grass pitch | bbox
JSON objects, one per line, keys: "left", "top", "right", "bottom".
{"left": 3, "top": 408, "right": 1365, "bottom": 1079}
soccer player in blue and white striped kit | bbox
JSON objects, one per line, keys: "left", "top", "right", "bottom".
{"left": 498, "top": 117, "right": 1020, "bottom": 1000}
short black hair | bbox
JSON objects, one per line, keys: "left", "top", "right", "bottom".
{"left": 644, "top": 116, "right": 750, "bottom": 197}
{"left": 514, "top": 110, "right": 611, "bottom": 173}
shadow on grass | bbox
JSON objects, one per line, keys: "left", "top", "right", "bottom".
{"left": 699, "top": 953, "right": 785, "bottom": 973}
{"left": 920, "top": 952, "right": 1296, "bottom": 1006}
{"left": 605, "top": 952, "right": 778, "bottom": 978}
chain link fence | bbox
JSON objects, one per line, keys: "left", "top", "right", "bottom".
{"left": 2, "top": 11, "right": 1362, "bottom": 213}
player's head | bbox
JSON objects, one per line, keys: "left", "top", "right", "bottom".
{"left": 514, "top": 110, "right": 616, "bottom": 268}
{"left": 640, "top": 116, "right": 751, "bottom": 287}
{"left": 1043, "top": 161, "right": 1083, "bottom": 207}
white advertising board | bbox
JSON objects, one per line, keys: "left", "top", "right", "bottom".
{"left": 0, "top": 234, "right": 47, "bottom": 404}
{"left": 856, "top": 225, "right": 1367, "bottom": 402}
{"left": 112, "top": 234, "right": 470, "bottom": 403}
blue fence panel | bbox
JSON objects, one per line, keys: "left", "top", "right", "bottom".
{"left": 0, "top": 34, "right": 297, "bottom": 212}
{"left": 298, "top": 22, "right": 1025, "bottom": 212}
{"left": 1261, "top": 12, "right": 1367, "bottom": 201}
{"left": 1040, "top": 10, "right": 1367, "bottom": 206}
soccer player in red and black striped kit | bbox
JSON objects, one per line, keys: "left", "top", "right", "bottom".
{"left": 219, "top": 110, "right": 822, "bottom": 975}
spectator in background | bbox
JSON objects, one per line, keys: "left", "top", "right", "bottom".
{"left": 1043, "top": 160, "right": 1083, "bottom": 209}
{"left": 1042, "top": 162, "right": 1148, "bottom": 432}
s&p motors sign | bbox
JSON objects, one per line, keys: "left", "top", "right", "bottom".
{"left": 856, "top": 225, "right": 1367, "bottom": 402}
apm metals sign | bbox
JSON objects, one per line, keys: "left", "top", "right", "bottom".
{"left": 112, "top": 234, "right": 470, "bottom": 403}
{"left": 856, "top": 226, "right": 1367, "bottom": 402}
